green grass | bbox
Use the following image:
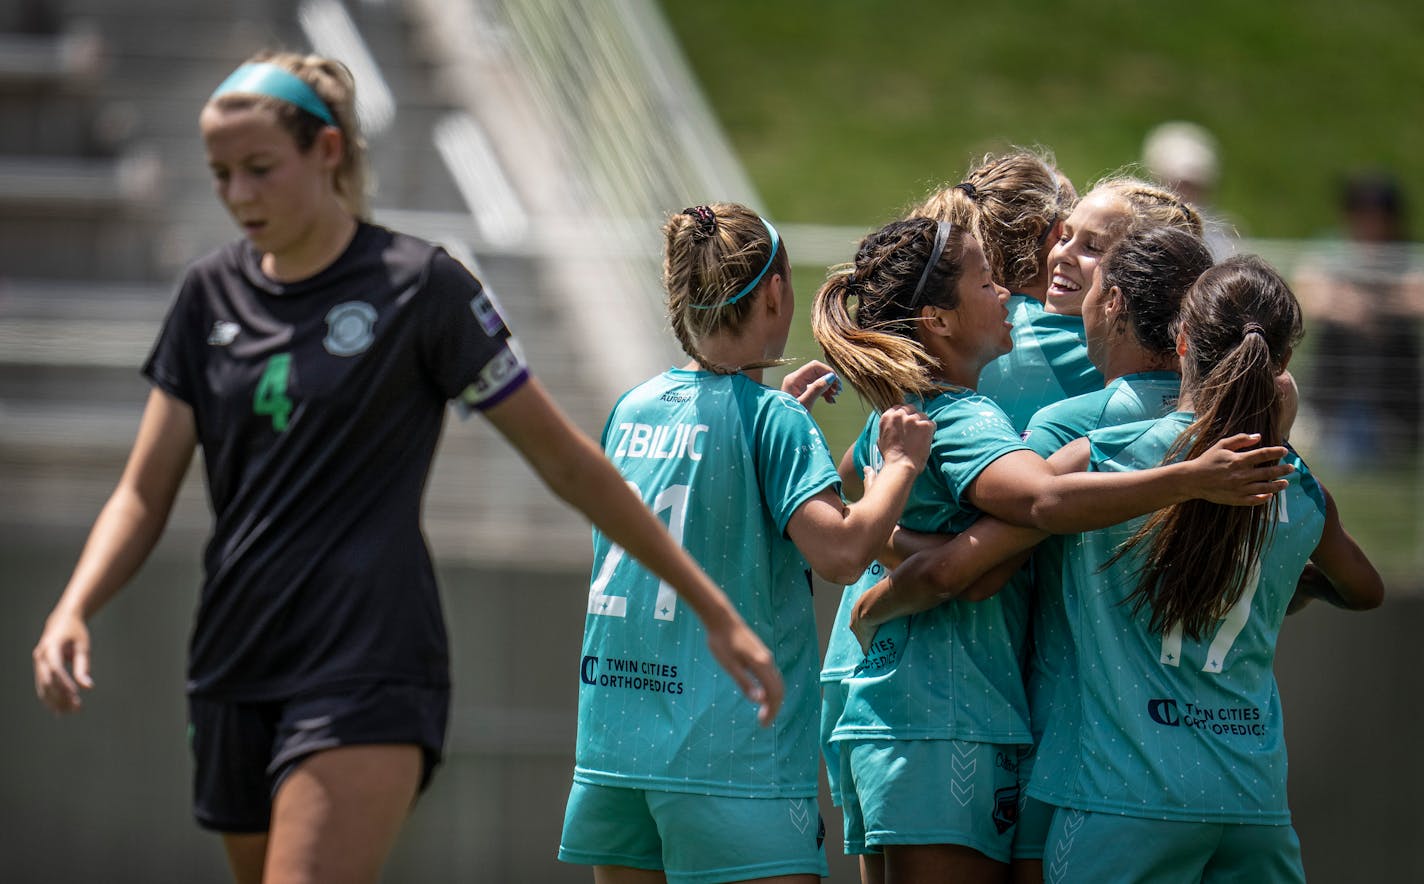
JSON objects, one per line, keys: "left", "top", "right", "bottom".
{"left": 679, "top": 1, "right": 1424, "bottom": 584}
{"left": 661, "top": 0, "right": 1424, "bottom": 238}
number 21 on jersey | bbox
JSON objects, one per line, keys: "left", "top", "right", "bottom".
{"left": 587, "top": 482, "right": 690, "bottom": 622}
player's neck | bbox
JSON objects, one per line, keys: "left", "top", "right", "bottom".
{"left": 1100, "top": 345, "right": 1177, "bottom": 385}
{"left": 261, "top": 212, "right": 359, "bottom": 283}
{"left": 690, "top": 330, "right": 773, "bottom": 382}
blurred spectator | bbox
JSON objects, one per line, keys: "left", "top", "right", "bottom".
{"left": 9, "top": 0, "right": 62, "bottom": 34}
{"left": 1294, "top": 171, "right": 1424, "bottom": 469}
{"left": 1142, "top": 120, "right": 1237, "bottom": 259}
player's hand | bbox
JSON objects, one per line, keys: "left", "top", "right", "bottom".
{"left": 781, "top": 360, "right": 841, "bottom": 410}
{"left": 33, "top": 609, "right": 93, "bottom": 714}
{"left": 849, "top": 587, "right": 885, "bottom": 656}
{"left": 876, "top": 405, "right": 934, "bottom": 473}
{"left": 1189, "top": 433, "right": 1293, "bottom": 505}
{"left": 704, "top": 615, "right": 784, "bottom": 727}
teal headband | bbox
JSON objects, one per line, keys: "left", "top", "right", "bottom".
{"left": 210, "top": 62, "right": 337, "bottom": 127}
{"left": 692, "top": 218, "right": 781, "bottom": 311}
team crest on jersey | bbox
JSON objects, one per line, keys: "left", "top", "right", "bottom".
{"left": 207, "top": 320, "right": 239, "bottom": 346}
{"left": 323, "top": 301, "right": 378, "bottom": 356}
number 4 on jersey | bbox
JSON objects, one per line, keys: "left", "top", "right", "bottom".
{"left": 587, "top": 482, "right": 690, "bottom": 621}
{"left": 254, "top": 353, "right": 294, "bottom": 432}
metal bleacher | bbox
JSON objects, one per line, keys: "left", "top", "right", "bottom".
{"left": 0, "top": 0, "right": 759, "bottom": 569}
{"left": 1, "top": 1, "right": 765, "bottom": 880}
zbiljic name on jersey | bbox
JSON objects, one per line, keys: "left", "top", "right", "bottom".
{"left": 611, "top": 422, "right": 711, "bottom": 461}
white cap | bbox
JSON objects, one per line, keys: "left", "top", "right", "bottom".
{"left": 1142, "top": 121, "right": 1219, "bottom": 188}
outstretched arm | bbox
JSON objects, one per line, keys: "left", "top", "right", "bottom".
{"left": 483, "top": 379, "right": 784, "bottom": 724}
{"left": 876, "top": 524, "right": 955, "bottom": 570}
{"left": 850, "top": 516, "right": 1045, "bottom": 653}
{"left": 967, "top": 434, "right": 1292, "bottom": 534}
{"left": 1290, "top": 483, "right": 1384, "bottom": 613}
{"left": 34, "top": 388, "right": 197, "bottom": 713}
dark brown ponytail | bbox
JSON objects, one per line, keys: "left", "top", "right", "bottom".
{"left": 1111, "top": 256, "right": 1303, "bottom": 639}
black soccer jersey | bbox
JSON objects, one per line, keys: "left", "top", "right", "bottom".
{"left": 144, "top": 222, "right": 528, "bottom": 699}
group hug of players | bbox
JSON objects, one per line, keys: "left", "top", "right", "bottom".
{"left": 565, "top": 151, "right": 1383, "bottom": 884}
{"left": 29, "top": 52, "right": 1381, "bottom": 884}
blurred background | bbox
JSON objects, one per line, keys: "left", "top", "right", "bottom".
{"left": 2, "top": 0, "right": 1420, "bottom": 880}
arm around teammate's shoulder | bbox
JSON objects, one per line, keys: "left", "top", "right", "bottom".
{"left": 34, "top": 388, "right": 197, "bottom": 713}
{"left": 482, "top": 378, "right": 784, "bottom": 724}
{"left": 967, "top": 434, "right": 1292, "bottom": 535}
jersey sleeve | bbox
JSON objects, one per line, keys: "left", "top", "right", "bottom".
{"left": 1086, "top": 418, "right": 1166, "bottom": 472}
{"left": 931, "top": 396, "right": 1031, "bottom": 506}
{"left": 750, "top": 392, "right": 842, "bottom": 535}
{"left": 1022, "top": 400, "right": 1088, "bottom": 457}
{"left": 416, "top": 249, "right": 530, "bottom": 412}
{"left": 141, "top": 273, "right": 203, "bottom": 406}
{"left": 851, "top": 410, "right": 881, "bottom": 473}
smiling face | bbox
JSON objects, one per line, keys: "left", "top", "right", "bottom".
{"left": 1046, "top": 190, "right": 1133, "bottom": 315}
{"left": 200, "top": 102, "right": 343, "bottom": 266}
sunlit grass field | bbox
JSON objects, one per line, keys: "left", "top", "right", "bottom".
{"left": 662, "top": 0, "right": 1424, "bottom": 586}
{"left": 661, "top": 0, "right": 1424, "bottom": 238}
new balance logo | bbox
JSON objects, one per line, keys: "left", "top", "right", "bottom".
{"left": 207, "top": 320, "right": 239, "bottom": 346}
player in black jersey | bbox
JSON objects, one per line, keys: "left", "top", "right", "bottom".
{"left": 32, "top": 50, "right": 782, "bottom": 884}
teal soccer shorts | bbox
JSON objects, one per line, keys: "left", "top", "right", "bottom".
{"left": 559, "top": 781, "right": 828, "bottom": 884}
{"left": 844, "top": 738, "right": 1021, "bottom": 862}
{"left": 1043, "top": 807, "right": 1305, "bottom": 884}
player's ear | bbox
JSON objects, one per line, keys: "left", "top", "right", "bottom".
{"left": 764, "top": 273, "right": 788, "bottom": 317}
{"left": 1106, "top": 286, "right": 1126, "bottom": 316}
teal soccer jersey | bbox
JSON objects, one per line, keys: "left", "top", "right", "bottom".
{"left": 1021, "top": 373, "right": 1182, "bottom": 745}
{"left": 574, "top": 369, "right": 839, "bottom": 798}
{"left": 820, "top": 412, "right": 884, "bottom": 687}
{"left": 1022, "top": 372, "right": 1181, "bottom": 458}
{"left": 833, "top": 389, "right": 1034, "bottom": 744}
{"left": 976, "top": 294, "right": 1104, "bottom": 433}
{"left": 1029, "top": 414, "right": 1326, "bottom": 823}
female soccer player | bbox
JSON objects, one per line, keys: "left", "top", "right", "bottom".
{"left": 1046, "top": 176, "right": 1202, "bottom": 317}
{"left": 916, "top": 150, "right": 1094, "bottom": 432}
{"left": 851, "top": 254, "right": 1380, "bottom": 884}
{"left": 557, "top": 202, "right": 934, "bottom": 884}
{"left": 811, "top": 216, "right": 1290, "bottom": 884}
{"left": 31, "top": 52, "right": 781, "bottom": 884}
{"left": 1033, "top": 257, "right": 1383, "bottom": 883}
{"left": 818, "top": 150, "right": 1074, "bottom": 866}
{"left": 849, "top": 224, "right": 1217, "bottom": 882}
